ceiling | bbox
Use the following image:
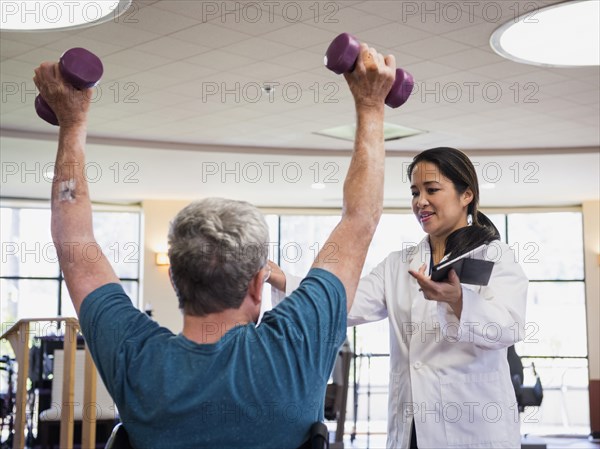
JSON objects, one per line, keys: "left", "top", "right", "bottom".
{"left": 1, "top": 0, "right": 599, "bottom": 208}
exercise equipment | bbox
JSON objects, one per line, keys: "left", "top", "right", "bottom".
{"left": 35, "top": 47, "right": 103, "bottom": 126}
{"left": 324, "top": 33, "right": 414, "bottom": 108}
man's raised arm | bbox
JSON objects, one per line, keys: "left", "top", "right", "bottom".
{"left": 311, "top": 44, "right": 395, "bottom": 312}
{"left": 34, "top": 62, "right": 119, "bottom": 315}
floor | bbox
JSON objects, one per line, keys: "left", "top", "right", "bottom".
{"left": 343, "top": 434, "right": 600, "bottom": 448}
{"left": 541, "top": 436, "right": 600, "bottom": 449}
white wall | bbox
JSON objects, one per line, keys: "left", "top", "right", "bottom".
{"left": 141, "top": 199, "right": 190, "bottom": 334}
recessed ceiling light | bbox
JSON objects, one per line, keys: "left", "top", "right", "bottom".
{"left": 490, "top": 0, "right": 599, "bottom": 67}
{"left": 0, "top": 0, "right": 132, "bottom": 32}
{"left": 315, "top": 122, "right": 424, "bottom": 142}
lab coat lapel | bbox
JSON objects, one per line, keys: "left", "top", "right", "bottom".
{"left": 407, "top": 237, "right": 431, "bottom": 310}
{"left": 408, "top": 236, "right": 431, "bottom": 275}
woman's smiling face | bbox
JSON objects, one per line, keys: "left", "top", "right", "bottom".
{"left": 410, "top": 161, "right": 473, "bottom": 245}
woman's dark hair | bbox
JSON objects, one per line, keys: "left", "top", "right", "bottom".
{"left": 407, "top": 147, "right": 500, "bottom": 258}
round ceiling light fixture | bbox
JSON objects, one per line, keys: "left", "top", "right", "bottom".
{"left": 490, "top": 0, "right": 599, "bottom": 67}
{"left": 0, "top": 0, "right": 132, "bottom": 32}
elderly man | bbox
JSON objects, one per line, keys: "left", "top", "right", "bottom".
{"left": 33, "top": 44, "right": 395, "bottom": 449}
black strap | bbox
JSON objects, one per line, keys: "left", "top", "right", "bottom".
{"left": 410, "top": 420, "right": 418, "bottom": 449}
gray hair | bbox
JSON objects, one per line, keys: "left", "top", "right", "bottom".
{"left": 167, "top": 198, "right": 269, "bottom": 316}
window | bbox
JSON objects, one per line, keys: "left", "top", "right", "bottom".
{"left": 0, "top": 203, "right": 142, "bottom": 329}
{"left": 508, "top": 212, "right": 588, "bottom": 434}
{"left": 270, "top": 209, "right": 589, "bottom": 437}
{"left": 275, "top": 213, "right": 425, "bottom": 436}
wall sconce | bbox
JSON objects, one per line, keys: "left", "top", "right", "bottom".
{"left": 155, "top": 252, "right": 170, "bottom": 266}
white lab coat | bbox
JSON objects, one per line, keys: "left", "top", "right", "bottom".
{"left": 274, "top": 237, "right": 528, "bottom": 448}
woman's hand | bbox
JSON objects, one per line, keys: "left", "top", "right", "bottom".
{"left": 409, "top": 264, "right": 463, "bottom": 319}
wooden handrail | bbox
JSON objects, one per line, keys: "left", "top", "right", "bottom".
{"left": 1, "top": 318, "right": 99, "bottom": 449}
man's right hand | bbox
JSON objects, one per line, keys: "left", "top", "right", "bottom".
{"left": 33, "top": 62, "right": 92, "bottom": 128}
{"left": 343, "top": 44, "right": 396, "bottom": 110}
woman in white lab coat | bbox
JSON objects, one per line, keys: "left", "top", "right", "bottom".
{"left": 269, "top": 147, "right": 528, "bottom": 448}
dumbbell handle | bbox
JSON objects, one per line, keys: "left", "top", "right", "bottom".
{"left": 35, "top": 48, "right": 103, "bottom": 126}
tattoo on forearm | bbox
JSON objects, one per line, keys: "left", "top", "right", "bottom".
{"left": 58, "top": 179, "right": 76, "bottom": 202}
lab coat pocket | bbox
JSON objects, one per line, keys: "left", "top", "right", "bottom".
{"left": 439, "top": 371, "right": 510, "bottom": 446}
{"left": 388, "top": 371, "right": 415, "bottom": 447}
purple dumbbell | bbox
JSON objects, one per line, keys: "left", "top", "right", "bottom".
{"left": 35, "top": 47, "right": 103, "bottom": 126}
{"left": 324, "top": 33, "right": 414, "bottom": 108}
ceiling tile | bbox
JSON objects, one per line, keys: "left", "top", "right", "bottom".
{"left": 151, "top": 0, "right": 223, "bottom": 21}
{"left": 400, "top": 5, "right": 489, "bottom": 34}
{"left": 229, "top": 61, "right": 298, "bottom": 81}
{"left": 351, "top": 1, "right": 414, "bottom": 22}
{"left": 440, "top": 21, "right": 501, "bottom": 47}
{"left": 400, "top": 35, "right": 471, "bottom": 60}
{"left": 470, "top": 60, "right": 539, "bottom": 79}
{"left": 0, "top": 59, "right": 38, "bottom": 77}
{"left": 136, "top": 90, "right": 200, "bottom": 108}
{"left": 10, "top": 47, "right": 59, "bottom": 65}
{"left": 568, "top": 90, "right": 600, "bottom": 106}
{"left": 133, "top": 37, "right": 210, "bottom": 60}
{"left": 263, "top": 1, "right": 347, "bottom": 21}
{"left": 124, "top": 5, "right": 199, "bottom": 34}
{"left": 0, "top": 101, "right": 30, "bottom": 116}
{"left": 464, "top": 0, "right": 565, "bottom": 21}
{"left": 221, "top": 37, "right": 296, "bottom": 60}
{"left": 1, "top": 104, "right": 40, "bottom": 124}
{"left": 403, "top": 60, "right": 460, "bottom": 81}
{"left": 112, "top": 69, "right": 176, "bottom": 90}
{"left": 268, "top": 49, "right": 325, "bottom": 71}
{"left": 572, "top": 67, "right": 600, "bottom": 83}
{"left": 102, "top": 49, "right": 172, "bottom": 71}
{"left": 77, "top": 21, "right": 161, "bottom": 46}
{"left": 435, "top": 47, "right": 505, "bottom": 70}
{"left": 207, "top": 5, "right": 291, "bottom": 36}
{"left": 305, "top": 6, "right": 392, "bottom": 33}
{"left": 216, "top": 106, "right": 266, "bottom": 121}
{"left": 186, "top": 49, "right": 256, "bottom": 71}
{"left": 0, "top": 38, "right": 36, "bottom": 61}
{"left": 503, "top": 69, "right": 571, "bottom": 87}
{"left": 542, "top": 79, "right": 599, "bottom": 98}
{"left": 169, "top": 23, "right": 250, "bottom": 48}
{"left": 547, "top": 105, "right": 600, "bottom": 121}
{"left": 132, "top": 0, "right": 160, "bottom": 8}
{"left": 359, "top": 22, "right": 433, "bottom": 48}
{"left": 42, "top": 35, "right": 125, "bottom": 57}
{"left": 0, "top": 30, "right": 73, "bottom": 47}
{"left": 259, "top": 23, "right": 336, "bottom": 48}
{"left": 146, "top": 60, "right": 218, "bottom": 83}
